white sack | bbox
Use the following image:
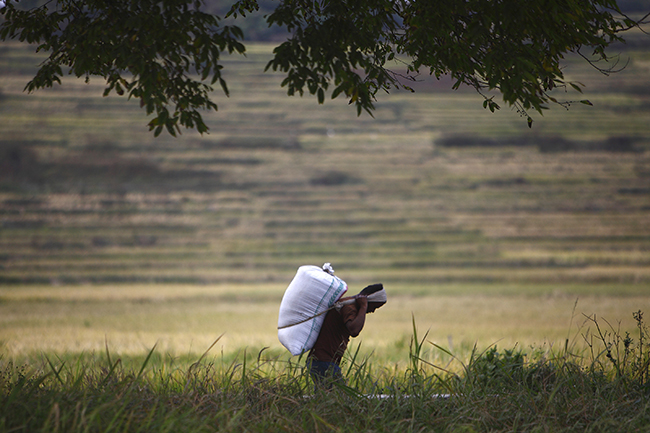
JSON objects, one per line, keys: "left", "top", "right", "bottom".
{"left": 278, "top": 265, "right": 348, "bottom": 356}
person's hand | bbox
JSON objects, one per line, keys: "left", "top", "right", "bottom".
{"left": 355, "top": 295, "right": 368, "bottom": 310}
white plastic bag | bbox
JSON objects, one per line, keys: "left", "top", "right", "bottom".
{"left": 277, "top": 264, "right": 348, "bottom": 356}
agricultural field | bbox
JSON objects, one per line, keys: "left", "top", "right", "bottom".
{"left": 1, "top": 35, "right": 650, "bottom": 365}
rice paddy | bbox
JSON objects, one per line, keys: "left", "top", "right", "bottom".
{"left": 1, "top": 40, "right": 649, "bottom": 362}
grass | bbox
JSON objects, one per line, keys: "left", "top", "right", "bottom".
{"left": 1, "top": 312, "right": 649, "bottom": 432}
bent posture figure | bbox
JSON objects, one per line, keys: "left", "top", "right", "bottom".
{"left": 307, "top": 284, "right": 385, "bottom": 389}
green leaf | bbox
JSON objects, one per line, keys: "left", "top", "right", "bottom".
{"left": 569, "top": 82, "right": 584, "bottom": 93}
{"left": 331, "top": 84, "right": 345, "bottom": 100}
{"left": 219, "top": 78, "right": 229, "bottom": 97}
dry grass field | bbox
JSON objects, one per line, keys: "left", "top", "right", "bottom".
{"left": 1, "top": 283, "right": 647, "bottom": 367}
{"left": 1, "top": 39, "right": 649, "bottom": 363}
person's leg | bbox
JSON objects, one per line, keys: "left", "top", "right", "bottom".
{"left": 307, "top": 359, "right": 344, "bottom": 390}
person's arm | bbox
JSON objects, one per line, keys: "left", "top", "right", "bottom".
{"left": 345, "top": 296, "right": 368, "bottom": 337}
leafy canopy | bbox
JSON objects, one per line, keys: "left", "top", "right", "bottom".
{"left": 1, "top": 0, "right": 647, "bottom": 135}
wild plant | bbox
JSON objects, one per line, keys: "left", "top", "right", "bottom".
{"left": 582, "top": 309, "right": 650, "bottom": 390}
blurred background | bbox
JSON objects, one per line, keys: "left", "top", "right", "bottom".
{"left": 0, "top": 0, "right": 649, "bottom": 360}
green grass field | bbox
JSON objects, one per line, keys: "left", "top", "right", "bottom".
{"left": 1, "top": 295, "right": 649, "bottom": 432}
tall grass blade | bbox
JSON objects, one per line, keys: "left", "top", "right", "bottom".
{"left": 44, "top": 355, "right": 66, "bottom": 386}
{"left": 191, "top": 333, "right": 225, "bottom": 371}
{"left": 134, "top": 343, "right": 158, "bottom": 382}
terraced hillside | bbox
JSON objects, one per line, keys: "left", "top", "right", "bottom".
{"left": 1, "top": 41, "right": 649, "bottom": 289}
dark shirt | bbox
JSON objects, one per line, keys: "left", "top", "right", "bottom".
{"left": 308, "top": 303, "right": 358, "bottom": 364}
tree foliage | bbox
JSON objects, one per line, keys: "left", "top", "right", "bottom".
{"left": 1, "top": 0, "right": 245, "bottom": 136}
{"left": 1, "top": 0, "right": 648, "bottom": 135}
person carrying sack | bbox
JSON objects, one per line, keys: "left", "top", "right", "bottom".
{"left": 306, "top": 283, "right": 386, "bottom": 389}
